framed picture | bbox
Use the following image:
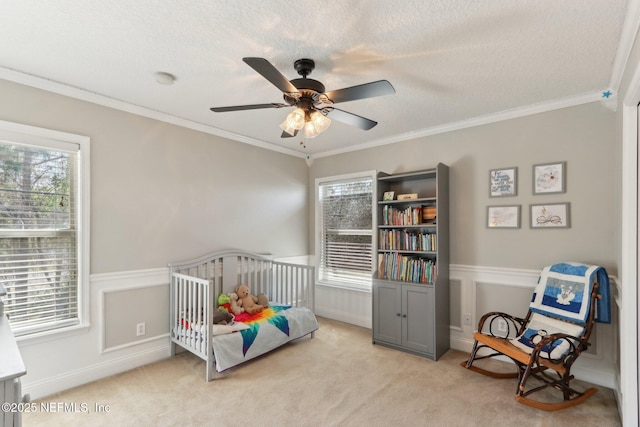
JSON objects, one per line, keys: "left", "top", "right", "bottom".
{"left": 383, "top": 191, "right": 395, "bottom": 201}
{"left": 487, "top": 205, "right": 520, "bottom": 228}
{"left": 530, "top": 203, "right": 570, "bottom": 228}
{"left": 489, "top": 167, "right": 517, "bottom": 197}
{"left": 533, "top": 162, "right": 566, "bottom": 194}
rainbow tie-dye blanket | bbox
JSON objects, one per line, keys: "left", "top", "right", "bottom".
{"left": 211, "top": 305, "right": 318, "bottom": 372}
{"left": 234, "top": 305, "right": 292, "bottom": 355}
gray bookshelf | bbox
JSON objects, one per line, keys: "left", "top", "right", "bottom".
{"left": 372, "top": 163, "right": 449, "bottom": 360}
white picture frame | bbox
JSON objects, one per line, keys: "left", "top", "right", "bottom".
{"left": 530, "top": 203, "right": 570, "bottom": 228}
{"left": 487, "top": 205, "right": 520, "bottom": 228}
{"left": 533, "top": 162, "right": 566, "bottom": 194}
{"left": 489, "top": 167, "right": 517, "bottom": 197}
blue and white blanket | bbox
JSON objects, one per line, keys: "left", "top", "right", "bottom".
{"left": 510, "top": 262, "right": 610, "bottom": 359}
{"left": 529, "top": 262, "right": 610, "bottom": 324}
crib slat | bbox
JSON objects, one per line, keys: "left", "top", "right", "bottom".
{"left": 197, "top": 280, "right": 202, "bottom": 353}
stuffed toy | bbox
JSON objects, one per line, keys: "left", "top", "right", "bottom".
{"left": 212, "top": 308, "right": 234, "bottom": 325}
{"left": 235, "top": 284, "right": 267, "bottom": 314}
{"left": 228, "top": 292, "right": 245, "bottom": 315}
{"left": 257, "top": 293, "right": 269, "bottom": 308}
{"left": 217, "top": 293, "right": 231, "bottom": 312}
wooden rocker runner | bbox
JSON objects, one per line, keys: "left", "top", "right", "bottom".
{"left": 460, "top": 263, "right": 611, "bottom": 411}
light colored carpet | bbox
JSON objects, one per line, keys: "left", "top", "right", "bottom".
{"left": 24, "top": 317, "right": 620, "bottom": 427}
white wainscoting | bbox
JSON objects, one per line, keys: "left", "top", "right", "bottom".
{"left": 449, "top": 264, "right": 540, "bottom": 352}
{"left": 18, "top": 268, "right": 171, "bottom": 400}
{"left": 18, "top": 263, "right": 619, "bottom": 399}
{"left": 315, "top": 284, "right": 372, "bottom": 328}
{"left": 313, "top": 264, "right": 619, "bottom": 389}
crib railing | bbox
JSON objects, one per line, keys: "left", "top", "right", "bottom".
{"left": 169, "top": 251, "right": 315, "bottom": 311}
{"left": 170, "top": 273, "right": 213, "bottom": 360}
{"left": 168, "top": 250, "right": 316, "bottom": 381}
{"left": 271, "top": 261, "right": 314, "bottom": 309}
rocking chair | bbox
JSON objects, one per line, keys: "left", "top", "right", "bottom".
{"left": 460, "top": 262, "right": 611, "bottom": 411}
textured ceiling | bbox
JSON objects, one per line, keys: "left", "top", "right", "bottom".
{"left": 0, "top": 1, "right": 634, "bottom": 158}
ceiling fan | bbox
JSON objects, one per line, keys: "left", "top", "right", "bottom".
{"left": 210, "top": 57, "right": 395, "bottom": 139}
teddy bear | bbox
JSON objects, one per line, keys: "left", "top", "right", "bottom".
{"left": 228, "top": 292, "right": 245, "bottom": 315}
{"left": 256, "top": 293, "right": 269, "bottom": 308}
{"left": 235, "top": 284, "right": 268, "bottom": 314}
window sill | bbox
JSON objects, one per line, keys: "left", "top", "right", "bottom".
{"left": 15, "top": 322, "right": 90, "bottom": 347}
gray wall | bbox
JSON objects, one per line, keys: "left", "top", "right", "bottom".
{"left": 0, "top": 79, "right": 311, "bottom": 398}
{"left": 0, "top": 79, "right": 310, "bottom": 274}
{"left": 309, "top": 102, "right": 618, "bottom": 274}
{"left": 0, "top": 76, "right": 622, "bottom": 399}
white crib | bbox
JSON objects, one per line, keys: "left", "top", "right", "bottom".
{"left": 168, "top": 250, "right": 316, "bottom": 381}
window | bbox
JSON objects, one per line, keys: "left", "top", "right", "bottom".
{"left": 316, "top": 172, "right": 375, "bottom": 290}
{"left": 0, "top": 121, "right": 89, "bottom": 337}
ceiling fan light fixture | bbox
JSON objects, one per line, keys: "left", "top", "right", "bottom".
{"left": 303, "top": 111, "right": 331, "bottom": 139}
{"left": 310, "top": 110, "right": 331, "bottom": 133}
{"left": 303, "top": 120, "right": 320, "bottom": 139}
{"left": 279, "top": 108, "right": 305, "bottom": 135}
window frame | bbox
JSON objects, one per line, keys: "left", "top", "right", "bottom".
{"left": 0, "top": 120, "right": 90, "bottom": 341}
{"left": 314, "top": 170, "right": 377, "bottom": 292}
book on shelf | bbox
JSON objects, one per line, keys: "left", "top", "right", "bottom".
{"left": 382, "top": 205, "right": 425, "bottom": 226}
{"left": 382, "top": 204, "right": 437, "bottom": 226}
{"left": 378, "top": 229, "right": 437, "bottom": 251}
{"left": 377, "top": 253, "right": 437, "bottom": 284}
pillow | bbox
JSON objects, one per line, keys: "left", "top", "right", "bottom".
{"left": 510, "top": 313, "right": 584, "bottom": 360}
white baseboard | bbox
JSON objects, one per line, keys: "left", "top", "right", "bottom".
{"left": 315, "top": 307, "right": 371, "bottom": 329}
{"left": 23, "top": 340, "right": 170, "bottom": 401}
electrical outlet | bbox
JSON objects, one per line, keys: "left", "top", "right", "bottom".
{"left": 497, "top": 318, "right": 508, "bottom": 333}
{"left": 136, "top": 322, "right": 146, "bottom": 337}
{"left": 463, "top": 313, "right": 472, "bottom": 326}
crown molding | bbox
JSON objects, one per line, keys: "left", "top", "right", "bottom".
{"left": 0, "top": 67, "right": 308, "bottom": 159}
{"left": 0, "top": 66, "right": 611, "bottom": 160}
{"left": 313, "top": 91, "right": 603, "bottom": 158}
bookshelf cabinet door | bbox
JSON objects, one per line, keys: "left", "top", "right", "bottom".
{"left": 373, "top": 281, "right": 402, "bottom": 345}
{"left": 402, "top": 284, "right": 433, "bottom": 354}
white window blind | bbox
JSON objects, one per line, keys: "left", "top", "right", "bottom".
{"left": 0, "top": 140, "right": 80, "bottom": 336}
{"left": 318, "top": 175, "right": 373, "bottom": 289}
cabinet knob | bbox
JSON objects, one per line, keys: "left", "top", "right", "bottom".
{"left": 396, "top": 313, "right": 401, "bottom": 317}
{"left": 402, "top": 314, "right": 407, "bottom": 318}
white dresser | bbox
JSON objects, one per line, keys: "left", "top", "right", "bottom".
{"left": 0, "top": 285, "right": 26, "bottom": 427}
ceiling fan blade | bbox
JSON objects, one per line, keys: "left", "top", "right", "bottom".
{"left": 243, "top": 57, "right": 299, "bottom": 94}
{"left": 210, "top": 103, "right": 288, "bottom": 112}
{"left": 323, "top": 80, "right": 395, "bottom": 104}
{"left": 281, "top": 129, "right": 298, "bottom": 138}
{"left": 324, "top": 107, "right": 377, "bottom": 130}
